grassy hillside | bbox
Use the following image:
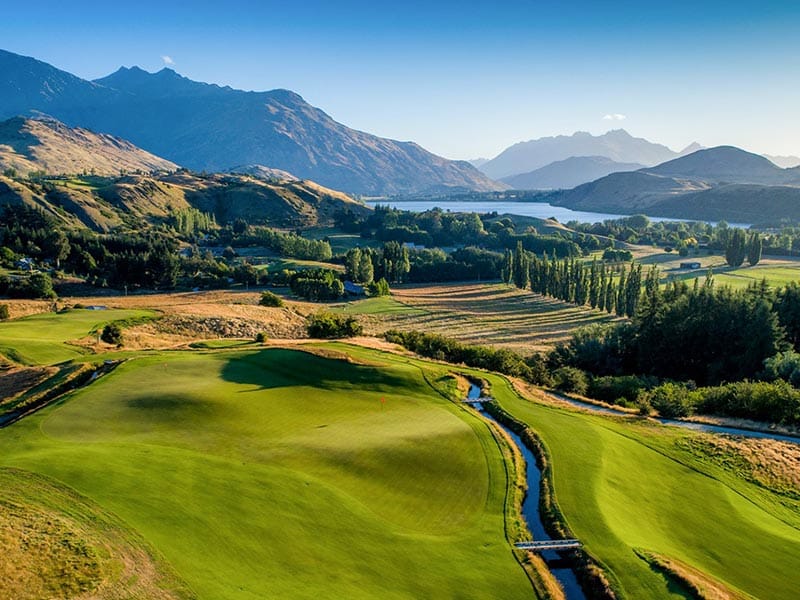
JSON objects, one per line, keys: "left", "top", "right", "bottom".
{"left": 0, "top": 171, "right": 371, "bottom": 231}
{"left": 490, "top": 378, "right": 800, "bottom": 599}
{"left": 0, "top": 116, "right": 177, "bottom": 176}
{"left": 0, "top": 348, "right": 532, "bottom": 599}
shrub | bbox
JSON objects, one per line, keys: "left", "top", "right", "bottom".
{"left": 761, "top": 351, "right": 800, "bottom": 387}
{"left": 259, "top": 291, "right": 284, "bottom": 307}
{"left": 588, "top": 374, "right": 656, "bottom": 406}
{"left": 553, "top": 367, "right": 589, "bottom": 395}
{"left": 307, "top": 312, "right": 363, "bottom": 338}
{"left": 101, "top": 323, "right": 123, "bottom": 345}
{"left": 693, "top": 380, "right": 800, "bottom": 425}
{"left": 0, "top": 304, "right": 9, "bottom": 320}
{"left": 255, "top": 332, "right": 268, "bottom": 343}
{"left": 642, "top": 382, "right": 693, "bottom": 418}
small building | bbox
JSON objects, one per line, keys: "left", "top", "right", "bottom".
{"left": 15, "top": 257, "right": 35, "bottom": 271}
{"left": 680, "top": 261, "right": 702, "bottom": 270}
{"left": 344, "top": 281, "right": 366, "bottom": 296}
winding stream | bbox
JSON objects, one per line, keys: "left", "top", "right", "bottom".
{"left": 466, "top": 384, "right": 586, "bottom": 600}
{"left": 549, "top": 392, "right": 800, "bottom": 445}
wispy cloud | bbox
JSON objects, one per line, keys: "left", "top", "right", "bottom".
{"left": 161, "top": 55, "right": 175, "bottom": 66}
{"left": 603, "top": 113, "right": 626, "bottom": 121}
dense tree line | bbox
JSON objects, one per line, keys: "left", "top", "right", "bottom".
{"left": 384, "top": 330, "right": 550, "bottom": 385}
{"left": 222, "top": 226, "right": 332, "bottom": 261}
{"left": 336, "top": 205, "right": 592, "bottom": 257}
{"left": 552, "top": 277, "right": 783, "bottom": 387}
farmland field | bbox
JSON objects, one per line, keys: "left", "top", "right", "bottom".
{"left": 489, "top": 376, "right": 800, "bottom": 599}
{"left": 636, "top": 250, "right": 800, "bottom": 289}
{"left": 358, "top": 282, "right": 620, "bottom": 352}
{"left": 0, "top": 347, "right": 532, "bottom": 599}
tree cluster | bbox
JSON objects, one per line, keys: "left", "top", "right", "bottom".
{"left": 307, "top": 312, "right": 363, "bottom": 338}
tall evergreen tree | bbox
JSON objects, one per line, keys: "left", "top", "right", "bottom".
{"left": 747, "top": 232, "right": 762, "bottom": 266}
{"left": 588, "top": 259, "right": 599, "bottom": 308}
{"left": 725, "top": 228, "right": 747, "bottom": 267}
{"left": 615, "top": 267, "right": 627, "bottom": 316}
{"left": 502, "top": 249, "right": 514, "bottom": 284}
{"left": 624, "top": 263, "right": 642, "bottom": 317}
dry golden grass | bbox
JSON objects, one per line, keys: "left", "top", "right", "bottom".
{"left": 0, "top": 365, "right": 57, "bottom": 404}
{"left": 0, "top": 299, "right": 55, "bottom": 320}
{"left": 363, "top": 283, "right": 619, "bottom": 353}
{"left": 684, "top": 435, "right": 800, "bottom": 499}
{"left": 639, "top": 551, "right": 751, "bottom": 600}
{"left": 0, "top": 469, "right": 189, "bottom": 600}
{"left": 59, "top": 290, "right": 309, "bottom": 349}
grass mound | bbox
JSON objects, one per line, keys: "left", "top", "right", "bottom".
{"left": 0, "top": 347, "right": 531, "bottom": 599}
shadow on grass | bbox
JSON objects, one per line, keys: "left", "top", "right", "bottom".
{"left": 220, "top": 348, "right": 410, "bottom": 394}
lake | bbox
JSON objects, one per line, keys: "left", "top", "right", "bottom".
{"left": 367, "top": 200, "right": 749, "bottom": 227}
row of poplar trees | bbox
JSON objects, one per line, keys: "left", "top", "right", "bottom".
{"left": 502, "top": 241, "right": 644, "bottom": 317}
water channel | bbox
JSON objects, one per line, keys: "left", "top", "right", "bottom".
{"left": 550, "top": 392, "right": 800, "bottom": 445}
{"left": 466, "top": 384, "right": 586, "bottom": 600}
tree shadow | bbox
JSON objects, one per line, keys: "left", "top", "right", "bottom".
{"left": 219, "top": 348, "right": 409, "bottom": 394}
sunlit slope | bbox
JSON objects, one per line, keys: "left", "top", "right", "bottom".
{"left": 492, "top": 379, "right": 800, "bottom": 599}
{"left": 0, "top": 349, "right": 531, "bottom": 599}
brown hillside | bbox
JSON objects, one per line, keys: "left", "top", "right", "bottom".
{"left": 0, "top": 117, "right": 177, "bottom": 176}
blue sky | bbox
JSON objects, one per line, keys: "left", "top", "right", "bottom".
{"left": 3, "top": 0, "right": 799, "bottom": 159}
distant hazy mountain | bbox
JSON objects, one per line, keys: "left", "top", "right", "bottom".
{"left": 678, "top": 142, "right": 705, "bottom": 156}
{"left": 645, "top": 146, "right": 799, "bottom": 185}
{"left": 765, "top": 154, "right": 800, "bottom": 169}
{"left": 501, "top": 156, "right": 645, "bottom": 190}
{"left": 479, "top": 129, "right": 680, "bottom": 179}
{"left": 468, "top": 158, "right": 490, "bottom": 168}
{"left": 0, "top": 49, "right": 502, "bottom": 196}
{"left": 0, "top": 116, "right": 177, "bottom": 176}
{"left": 551, "top": 146, "right": 800, "bottom": 222}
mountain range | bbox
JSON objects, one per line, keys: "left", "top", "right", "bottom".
{"left": 550, "top": 146, "right": 800, "bottom": 223}
{"left": 478, "top": 129, "right": 693, "bottom": 180}
{"left": 0, "top": 49, "right": 501, "bottom": 196}
{"left": 500, "top": 156, "right": 645, "bottom": 190}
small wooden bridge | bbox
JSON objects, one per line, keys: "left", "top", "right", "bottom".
{"left": 515, "top": 540, "right": 581, "bottom": 552}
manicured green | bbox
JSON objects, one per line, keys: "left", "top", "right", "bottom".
{"left": 304, "top": 227, "right": 380, "bottom": 254}
{"left": 0, "top": 308, "right": 154, "bottom": 365}
{"left": 333, "top": 295, "right": 426, "bottom": 316}
{"left": 0, "top": 348, "right": 531, "bottom": 599}
{"left": 489, "top": 377, "right": 800, "bottom": 599}
{"left": 709, "top": 265, "right": 800, "bottom": 289}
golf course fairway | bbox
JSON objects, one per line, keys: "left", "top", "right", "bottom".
{"left": 0, "top": 347, "right": 532, "bottom": 599}
{"left": 487, "top": 372, "right": 800, "bottom": 599}
{"left": 0, "top": 308, "right": 153, "bottom": 365}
